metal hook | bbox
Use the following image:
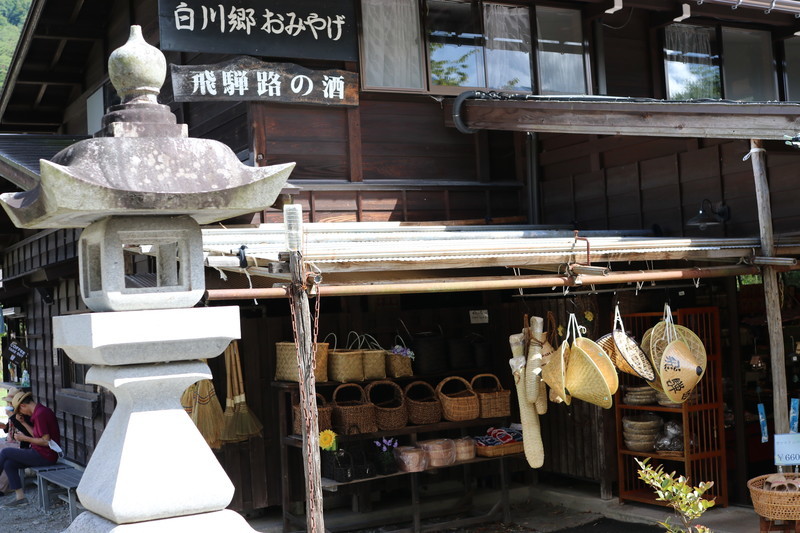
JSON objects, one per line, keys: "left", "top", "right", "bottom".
{"left": 732, "top": 0, "right": 743, "bottom": 9}
{"left": 563, "top": 284, "right": 570, "bottom": 297}
{"left": 766, "top": 0, "right": 777, "bottom": 13}
{"left": 693, "top": 277, "right": 701, "bottom": 289}
{"left": 635, "top": 280, "right": 645, "bottom": 295}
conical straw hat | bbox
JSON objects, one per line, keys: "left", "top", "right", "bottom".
{"left": 596, "top": 333, "right": 635, "bottom": 375}
{"left": 659, "top": 339, "right": 704, "bottom": 403}
{"left": 542, "top": 340, "right": 571, "bottom": 405}
{"left": 674, "top": 325, "right": 707, "bottom": 379}
{"left": 613, "top": 329, "right": 656, "bottom": 382}
{"left": 565, "top": 337, "right": 617, "bottom": 409}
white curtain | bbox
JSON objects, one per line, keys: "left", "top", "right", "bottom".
{"left": 536, "top": 7, "right": 586, "bottom": 95}
{"left": 484, "top": 3, "right": 532, "bottom": 91}
{"left": 361, "top": 0, "right": 425, "bottom": 89}
{"left": 664, "top": 24, "right": 719, "bottom": 99}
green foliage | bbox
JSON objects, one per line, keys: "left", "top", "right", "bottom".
{"left": 669, "top": 64, "right": 720, "bottom": 101}
{"left": 0, "top": 0, "right": 30, "bottom": 85}
{"left": 429, "top": 42, "right": 478, "bottom": 87}
{"left": 636, "top": 458, "right": 715, "bottom": 533}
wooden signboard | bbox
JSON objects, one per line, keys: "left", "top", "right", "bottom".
{"left": 159, "top": 0, "right": 358, "bottom": 62}
{"left": 171, "top": 56, "right": 358, "bottom": 107}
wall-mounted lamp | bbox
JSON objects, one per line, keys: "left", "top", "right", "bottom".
{"left": 35, "top": 286, "right": 55, "bottom": 305}
{"left": 686, "top": 199, "right": 730, "bottom": 230}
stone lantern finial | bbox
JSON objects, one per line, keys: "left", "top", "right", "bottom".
{"left": 108, "top": 25, "right": 166, "bottom": 104}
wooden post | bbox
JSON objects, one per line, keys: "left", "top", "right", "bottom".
{"left": 749, "top": 139, "right": 789, "bottom": 435}
{"left": 289, "top": 251, "right": 325, "bottom": 532}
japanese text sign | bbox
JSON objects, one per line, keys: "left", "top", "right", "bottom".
{"left": 159, "top": 0, "right": 358, "bottom": 62}
{"left": 775, "top": 433, "right": 800, "bottom": 466}
{"left": 171, "top": 56, "right": 358, "bottom": 106}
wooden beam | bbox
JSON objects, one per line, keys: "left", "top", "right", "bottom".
{"left": 749, "top": 139, "right": 790, "bottom": 436}
{"left": 450, "top": 99, "right": 800, "bottom": 140}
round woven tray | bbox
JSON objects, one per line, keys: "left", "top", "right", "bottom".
{"left": 749, "top": 473, "right": 800, "bottom": 521}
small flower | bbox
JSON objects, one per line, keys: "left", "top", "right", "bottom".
{"left": 584, "top": 311, "right": 594, "bottom": 322}
{"left": 390, "top": 345, "right": 415, "bottom": 360}
{"left": 319, "top": 429, "right": 338, "bottom": 451}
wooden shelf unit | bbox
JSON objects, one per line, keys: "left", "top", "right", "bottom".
{"left": 616, "top": 307, "right": 728, "bottom": 508}
{"left": 274, "top": 379, "right": 519, "bottom": 532}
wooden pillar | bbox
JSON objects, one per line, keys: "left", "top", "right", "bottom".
{"left": 289, "top": 251, "right": 325, "bottom": 532}
{"left": 749, "top": 139, "right": 789, "bottom": 435}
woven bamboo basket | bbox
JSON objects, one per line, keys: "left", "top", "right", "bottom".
{"left": 386, "top": 352, "right": 413, "bottom": 378}
{"left": 475, "top": 441, "right": 524, "bottom": 457}
{"left": 331, "top": 383, "right": 377, "bottom": 435}
{"left": 329, "top": 349, "right": 365, "bottom": 383}
{"left": 749, "top": 473, "right": 800, "bottom": 521}
{"left": 404, "top": 380, "right": 442, "bottom": 425}
{"left": 436, "top": 376, "right": 479, "bottom": 422}
{"left": 362, "top": 349, "right": 387, "bottom": 380}
{"left": 274, "top": 342, "right": 329, "bottom": 383}
{"left": 292, "top": 393, "right": 333, "bottom": 435}
{"left": 454, "top": 437, "right": 475, "bottom": 461}
{"left": 365, "top": 380, "right": 407, "bottom": 430}
{"left": 419, "top": 439, "right": 456, "bottom": 467}
{"left": 470, "top": 373, "right": 511, "bottom": 418}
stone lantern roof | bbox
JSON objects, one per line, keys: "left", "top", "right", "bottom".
{"left": 0, "top": 26, "right": 294, "bottom": 229}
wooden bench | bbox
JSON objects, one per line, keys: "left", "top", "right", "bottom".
{"left": 18, "top": 463, "right": 71, "bottom": 502}
{"left": 37, "top": 464, "right": 84, "bottom": 521}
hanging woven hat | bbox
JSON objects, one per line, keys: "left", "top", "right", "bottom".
{"left": 542, "top": 339, "right": 571, "bottom": 405}
{"left": 674, "top": 325, "right": 707, "bottom": 380}
{"left": 659, "top": 339, "right": 704, "bottom": 403}
{"left": 565, "top": 337, "right": 617, "bottom": 409}
{"left": 610, "top": 304, "right": 656, "bottom": 382}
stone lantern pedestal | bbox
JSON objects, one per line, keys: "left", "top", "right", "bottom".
{"left": 0, "top": 26, "right": 294, "bottom": 532}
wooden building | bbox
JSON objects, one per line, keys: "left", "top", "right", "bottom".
{"left": 1, "top": 0, "right": 800, "bottom": 525}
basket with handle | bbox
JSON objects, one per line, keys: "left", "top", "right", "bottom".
{"left": 355, "top": 333, "right": 387, "bottom": 380}
{"left": 470, "top": 373, "right": 511, "bottom": 418}
{"left": 326, "top": 333, "right": 365, "bottom": 383}
{"left": 404, "top": 380, "right": 442, "bottom": 425}
{"left": 274, "top": 341, "right": 329, "bottom": 383}
{"left": 331, "top": 383, "right": 377, "bottom": 435}
{"left": 365, "top": 380, "right": 408, "bottom": 430}
{"left": 400, "top": 320, "right": 448, "bottom": 375}
{"left": 435, "top": 376, "right": 479, "bottom": 422}
{"left": 292, "top": 392, "right": 332, "bottom": 436}
{"left": 386, "top": 335, "right": 414, "bottom": 378}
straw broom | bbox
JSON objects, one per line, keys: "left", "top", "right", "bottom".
{"left": 220, "top": 343, "right": 246, "bottom": 443}
{"left": 231, "top": 340, "right": 263, "bottom": 439}
{"left": 192, "top": 376, "right": 225, "bottom": 449}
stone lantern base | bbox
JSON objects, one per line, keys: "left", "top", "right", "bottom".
{"left": 65, "top": 509, "right": 257, "bottom": 532}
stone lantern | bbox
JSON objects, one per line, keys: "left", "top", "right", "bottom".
{"left": 0, "top": 26, "right": 293, "bottom": 531}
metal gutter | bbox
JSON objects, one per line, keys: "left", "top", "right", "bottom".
{"left": 698, "top": 0, "right": 800, "bottom": 15}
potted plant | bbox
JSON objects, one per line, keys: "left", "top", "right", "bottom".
{"left": 372, "top": 437, "right": 399, "bottom": 475}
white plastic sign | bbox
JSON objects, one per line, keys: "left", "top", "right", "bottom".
{"left": 774, "top": 433, "right": 800, "bottom": 466}
{"left": 469, "top": 310, "right": 489, "bottom": 324}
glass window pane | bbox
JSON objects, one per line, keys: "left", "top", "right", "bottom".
{"left": 722, "top": 27, "right": 777, "bottom": 101}
{"left": 536, "top": 7, "right": 586, "bottom": 95}
{"left": 664, "top": 24, "right": 720, "bottom": 100}
{"left": 785, "top": 37, "right": 800, "bottom": 101}
{"left": 427, "top": 0, "right": 485, "bottom": 88}
{"left": 361, "top": 0, "right": 425, "bottom": 89}
{"left": 483, "top": 4, "right": 532, "bottom": 91}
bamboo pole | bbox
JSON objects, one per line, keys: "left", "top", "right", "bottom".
{"left": 749, "top": 139, "right": 789, "bottom": 435}
{"left": 289, "top": 251, "right": 325, "bottom": 532}
{"left": 205, "top": 263, "right": 779, "bottom": 301}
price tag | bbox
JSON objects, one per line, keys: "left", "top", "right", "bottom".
{"left": 775, "top": 433, "right": 800, "bottom": 466}
{"left": 469, "top": 310, "right": 489, "bottom": 324}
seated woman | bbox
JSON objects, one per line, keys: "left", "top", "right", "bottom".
{"left": 0, "top": 391, "right": 60, "bottom": 507}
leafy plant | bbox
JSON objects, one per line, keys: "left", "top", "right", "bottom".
{"left": 635, "top": 458, "right": 715, "bottom": 533}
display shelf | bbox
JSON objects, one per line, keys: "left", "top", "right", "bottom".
{"left": 616, "top": 308, "right": 728, "bottom": 508}
{"left": 275, "top": 378, "right": 516, "bottom": 532}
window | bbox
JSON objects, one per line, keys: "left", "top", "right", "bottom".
{"left": 663, "top": 24, "right": 777, "bottom": 101}
{"left": 664, "top": 24, "right": 720, "bottom": 100}
{"left": 784, "top": 37, "right": 800, "bottom": 101}
{"left": 721, "top": 27, "right": 777, "bottom": 102}
{"left": 535, "top": 6, "right": 586, "bottom": 95}
{"left": 360, "top": 1, "right": 582, "bottom": 95}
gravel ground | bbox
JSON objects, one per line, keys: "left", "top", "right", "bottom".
{"left": 0, "top": 481, "right": 72, "bottom": 533}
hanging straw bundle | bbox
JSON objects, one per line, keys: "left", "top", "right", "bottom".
{"left": 221, "top": 341, "right": 263, "bottom": 443}
{"left": 180, "top": 364, "right": 225, "bottom": 449}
